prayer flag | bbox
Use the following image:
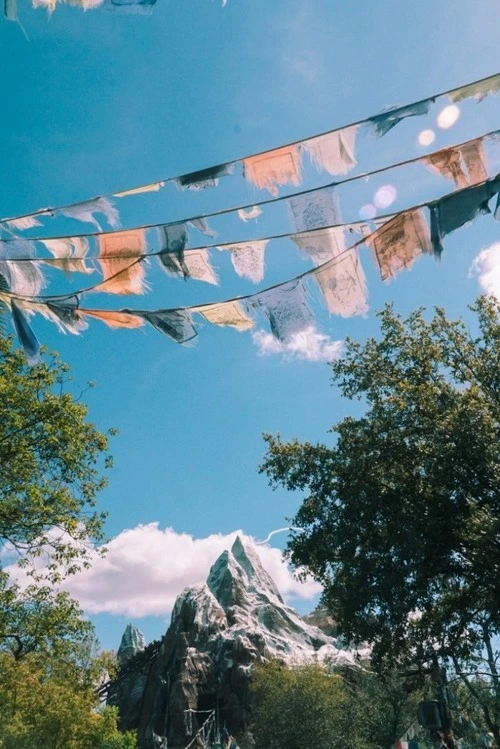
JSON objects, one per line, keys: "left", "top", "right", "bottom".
{"left": 313, "top": 250, "right": 368, "bottom": 317}
{"left": 243, "top": 146, "right": 301, "bottom": 196}
{"left": 222, "top": 240, "right": 268, "bottom": 284}
{"left": 369, "top": 100, "right": 431, "bottom": 137}
{"left": 194, "top": 300, "right": 253, "bottom": 331}
{"left": 251, "top": 279, "right": 314, "bottom": 342}
{"left": 97, "top": 229, "right": 148, "bottom": 294}
{"left": 367, "top": 209, "right": 432, "bottom": 281}
{"left": 302, "top": 125, "right": 357, "bottom": 175}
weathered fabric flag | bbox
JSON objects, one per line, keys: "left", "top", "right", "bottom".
{"left": 313, "top": 250, "right": 368, "bottom": 317}
{"left": 42, "top": 237, "right": 92, "bottom": 275}
{"left": 302, "top": 125, "right": 357, "bottom": 175}
{"left": 243, "top": 146, "right": 301, "bottom": 196}
{"left": 97, "top": 229, "right": 148, "bottom": 294}
{"left": 423, "top": 139, "right": 488, "bottom": 187}
{"left": 238, "top": 206, "right": 262, "bottom": 222}
{"left": 176, "top": 164, "right": 232, "bottom": 191}
{"left": 194, "top": 300, "right": 254, "bottom": 331}
{"left": 288, "top": 185, "right": 342, "bottom": 232}
{"left": 429, "top": 177, "right": 500, "bottom": 257}
{"left": 251, "top": 279, "right": 314, "bottom": 342}
{"left": 292, "top": 228, "right": 346, "bottom": 266}
{"left": 80, "top": 308, "right": 145, "bottom": 329}
{"left": 55, "top": 197, "right": 119, "bottom": 231}
{"left": 0, "top": 240, "right": 45, "bottom": 296}
{"left": 369, "top": 100, "right": 431, "bottom": 137}
{"left": 367, "top": 209, "right": 432, "bottom": 281}
{"left": 11, "top": 300, "right": 40, "bottom": 363}
{"left": 450, "top": 74, "right": 500, "bottom": 103}
{"left": 114, "top": 182, "right": 164, "bottom": 197}
{"left": 137, "top": 309, "right": 198, "bottom": 343}
{"left": 222, "top": 240, "right": 269, "bottom": 284}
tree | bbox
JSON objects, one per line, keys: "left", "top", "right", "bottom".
{"left": 0, "top": 334, "right": 114, "bottom": 577}
{"left": 250, "top": 661, "right": 423, "bottom": 749}
{"left": 250, "top": 661, "right": 347, "bottom": 749}
{"left": 0, "top": 650, "right": 137, "bottom": 749}
{"left": 261, "top": 297, "right": 500, "bottom": 739}
{"left": 0, "top": 334, "right": 114, "bottom": 657}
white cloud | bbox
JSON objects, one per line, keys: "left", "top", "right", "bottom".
{"left": 252, "top": 326, "right": 343, "bottom": 362}
{"left": 469, "top": 243, "right": 500, "bottom": 297}
{"left": 5, "top": 526, "right": 321, "bottom": 619}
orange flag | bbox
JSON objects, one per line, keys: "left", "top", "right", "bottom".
{"left": 97, "top": 229, "right": 148, "bottom": 295}
{"left": 243, "top": 146, "right": 301, "bottom": 196}
{"left": 80, "top": 309, "right": 145, "bottom": 329}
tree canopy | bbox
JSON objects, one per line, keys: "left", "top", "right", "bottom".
{"left": 250, "top": 661, "right": 424, "bottom": 749}
{"left": 0, "top": 335, "right": 114, "bottom": 579}
{"left": 261, "top": 296, "right": 500, "bottom": 671}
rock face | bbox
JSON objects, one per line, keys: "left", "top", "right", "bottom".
{"left": 109, "top": 537, "right": 356, "bottom": 749}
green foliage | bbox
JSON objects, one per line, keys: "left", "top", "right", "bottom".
{"left": 0, "top": 334, "right": 114, "bottom": 579}
{"left": 0, "top": 338, "right": 133, "bottom": 746}
{"left": 250, "top": 661, "right": 423, "bottom": 749}
{"left": 261, "top": 296, "right": 500, "bottom": 670}
{"left": 0, "top": 652, "right": 137, "bottom": 749}
{"left": 251, "top": 661, "right": 347, "bottom": 749}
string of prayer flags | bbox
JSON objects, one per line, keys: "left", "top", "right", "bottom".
{"left": 238, "top": 206, "right": 262, "bottom": 222}
{"left": 135, "top": 309, "right": 198, "bottom": 343}
{"left": 80, "top": 308, "right": 145, "bottom": 329}
{"left": 367, "top": 209, "right": 432, "bottom": 281}
{"left": 313, "top": 249, "right": 368, "bottom": 318}
{"left": 222, "top": 240, "right": 269, "bottom": 284}
{"left": 176, "top": 164, "right": 232, "bottom": 192}
{"left": 449, "top": 73, "right": 500, "bottom": 103}
{"left": 11, "top": 300, "right": 39, "bottom": 363}
{"left": 302, "top": 125, "right": 357, "bottom": 176}
{"left": 114, "top": 182, "right": 165, "bottom": 198}
{"left": 194, "top": 300, "right": 254, "bottom": 331}
{"left": 243, "top": 146, "right": 302, "bottom": 196}
{"left": 3, "top": 71, "right": 500, "bottom": 231}
{"left": 97, "top": 229, "right": 148, "bottom": 294}
{"left": 429, "top": 175, "right": 500, "bottom": 258}
{"left": 41, "top": 237, "right": 92, "bottom": 275}
{"left": 55, "top": 197, "right": 120, "bottom": 231}
{"left": 251, "top": 279, "right": 314, "bottom": 342}
{"left": 0, "top": 240, "right": 45, "bottom": 296}
{"left": 368, "top": 100, "right": 431, "bottom": 137}
{"left": 423, "top": 139, "right": 488, "bottom": 188}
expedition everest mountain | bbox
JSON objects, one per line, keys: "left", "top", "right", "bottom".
{"left": 108, "top": 536, "right": 364, "bottom": 749}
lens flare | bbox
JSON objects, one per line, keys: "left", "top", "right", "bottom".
{"left": 418, "top": 129, "right": 436, "bottom": 146}
{"left": 374, "top": 185, "right": 397, "bottom": 209}
{"left": 437, "top": 105, "right": 460, "bottom": 129}
{"left": 359, "top": 204, "right": 377, "bottom": 220}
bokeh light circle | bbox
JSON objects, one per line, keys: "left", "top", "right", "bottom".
{"left": 437, "top": 105, "right": 460, "bottom": 129}
{"left": 374, "top": 185, "right": 397, "bottom": 209}
{"left": 418, "top": 129, "right": 436, "bottom": 146}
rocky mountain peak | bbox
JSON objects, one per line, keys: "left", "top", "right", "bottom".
{"left": 117, "top": 623, "right": 146, "bottom": 666}
{"left": 206, "top": 535, "right": 283, "bottom": 610}
{"left": 110, "top": 537, "right": 364, "bottom": 749}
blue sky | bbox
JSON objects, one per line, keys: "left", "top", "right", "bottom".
{"left": 2, "top": 0, "right": 500, "bottom": 651}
